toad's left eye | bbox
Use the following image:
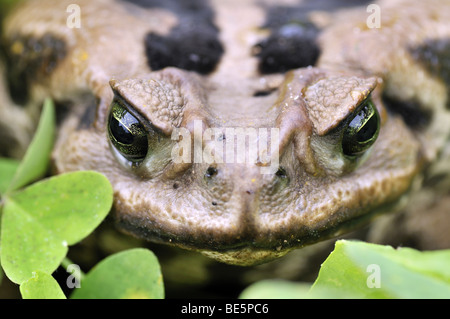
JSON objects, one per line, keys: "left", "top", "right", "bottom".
{"left": 342, "top": 98, "right": 380, "bottom": 157}
{"left": 108, "top": 101, "right": 148, "bottom": 163}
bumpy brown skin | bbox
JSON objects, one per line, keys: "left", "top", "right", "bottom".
{"left": 1, "top": 0, "right": 449, "bottom": 265}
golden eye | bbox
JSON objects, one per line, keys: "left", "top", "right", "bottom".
{"left": 342, "top": 98, "right": 380, "bottom": 157}
{"left": 108, "top": 101, "right": 148, "bottom": 163}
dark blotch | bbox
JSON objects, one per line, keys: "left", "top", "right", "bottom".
{"left": 254, "top": 5, "right": 321, "bottom": 74}
{"left": 423, "top": 172, "right": 448, "bottom": 188}
{"left": 145, "top": 28, "right": 223, "bottom": 74}
{"left": 76, "top": 96, "right": 99, "bottom": 130}
{"left": 254, "top": 1, "right": 373, "bottom": 74}
{"left": 142, "top": 0, "right": 224, "bottom": 74}
{"left": 54, "top": 100, "right": 72, "bottom": 127}
{"left": 1, "top": 33, "right": 67, "bottom": 105}
{"left": 409, "top": 38, "right": 450, "bottom": 109}
{"left": 254, "top": 24, "right": 320, "bottom": 74}
{"left": 382, "top": 94, "right": 432, "bottom": 130}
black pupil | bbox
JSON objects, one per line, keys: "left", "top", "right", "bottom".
{"left": 110, "top": 115, "right": 134, "bottom": 145}
{"left": 356, "top": 114, "right": 378, "bottom": 142}
{"left": 342, "top": 99, "right": 380, "bottom": 157}
{"left": 108, "top": 101, "right": 149, "bottom": 163}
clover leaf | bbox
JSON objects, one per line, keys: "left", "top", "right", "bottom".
{"left": 240, "top": 240, "right": 450, "bottom": 299}
{"left": 20, "top": 271, "right": 66, "bottom": 299}
{"left": 1, "top": 171, "right": 113, "bottom": 284}
{"left": 6, "top": 98, "right": 55, "bottom": 193}
{"left": 0, "top": 98, "right": 113, "bottom": 292}
{"left": 71, "top": 248, "right": 164, "bottom": 299}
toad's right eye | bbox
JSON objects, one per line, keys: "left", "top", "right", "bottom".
{"left": 341, "top": 97, "right": 380, "bottom": 157}
{"left": 108, "top": 101, "right": 148, "bottom": 163}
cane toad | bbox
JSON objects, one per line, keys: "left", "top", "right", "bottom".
{"left": 0, "top": 0, "right": 449, "bottom": 266}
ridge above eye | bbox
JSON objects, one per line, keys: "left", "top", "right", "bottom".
{"left": 341, "top": 97, "right": 380, "bottom": 157}
{"left": 108, "top": 100, "right": 149, "bottom": 163}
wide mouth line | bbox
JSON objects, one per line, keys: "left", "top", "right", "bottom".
{"left": 116, "top": 211, "right": 313, "bottom": 252}
{"left": 114, "top": 201, "right": 389, "bottom": 255}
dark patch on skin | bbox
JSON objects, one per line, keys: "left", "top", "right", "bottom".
{"left": 0, "top": 124, "right": 20, "bottom": 157}
{"left": 253, "top": 21, "right": 320, "bottom": 74}
{"left": 409, "top": 38, "right": 450, "bottom": 109}
{"left": 145, "top": 29, "right": 223, "bottom": 74}
{"left": 254, "top": 1, "right": 372, "bottom": 74}
{"left": 254, "top": 5, "right": 322, "bottom": 74}
{"left": 1, "top": 33, "right": 67, "bottom": 105}
{"left": 382, "top": 94, "right": 432, "bottom": 130}
{"left": 54, "top": 100, "right": 73, "bottom": 127}
{"left": 128, "top": 0, "right": 224, "bottom": 74}
{"left": 52, "top": 94, "right": 98, "bottom": 129}
{"left": 423, "top": 172, "right": 448, "bottom": 188}
{"left": 76, "top": 95, "right": 100, "bottom": 130}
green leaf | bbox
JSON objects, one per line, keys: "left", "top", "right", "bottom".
{"left": 0, "top": 158, "right": 19, "bottom": 195}
{"left": 71, "top": 248, "right": 164, "bottom": 299}
{"left": 7, "top": 98, "right": 55, "bottom": 193}
{"left": 20, "top": 271, "right": 66, "bottom": 299}
{"left": 239, "top": 279, "right": 357, "bottom": 299}
{"left": 1, "top": 199, "right": 68, "bottom": 284}
{"left": 1, "top": 171, "right": 113, "bottom": 284}
{"left": 240, "top": 241, "right": 450, "bottom": 299}
{"left": 239, "top": 280, "right": 313, "bottom": 299}
{"left": 310, "top": 240, "right": 450, "bottom": 299}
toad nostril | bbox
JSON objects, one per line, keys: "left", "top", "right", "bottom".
{"left": 205, "top": 166, "right": 218, "bottom": 178}
{"left": 275, "top": 166, "right": 287, "bottom": 179}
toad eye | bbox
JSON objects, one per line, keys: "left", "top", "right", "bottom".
{"left": 108, "top": 101, "right": 148, "bottom": 163}
{"left": 342, "top": 98, "right": 380, "bottom": 157}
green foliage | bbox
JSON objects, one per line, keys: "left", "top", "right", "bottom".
{"left": 0, "top": 99, "right": 164, "bottom": 299}
{"left": 0, "top": 158, "right": 19, "bottom": 194}
{"left": 7, "top": 99, "right": 55, "bottom": 193}
{"left": 71, "top": 249, "right": 164, "bottom": 299}
{"left": 312, "top": 240, "right": 450, "bottom": 298}
{"left": 240, "top": 240, "right": 450, "bottom": 299}
{"left": 20, "top": 271, "right": 66, "bottom": 299}
{"left": 1, "top": 171, "right": 113, "bottom": 284}
{"left": 239, "top": 280, "right": 313, "bottom": 299}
